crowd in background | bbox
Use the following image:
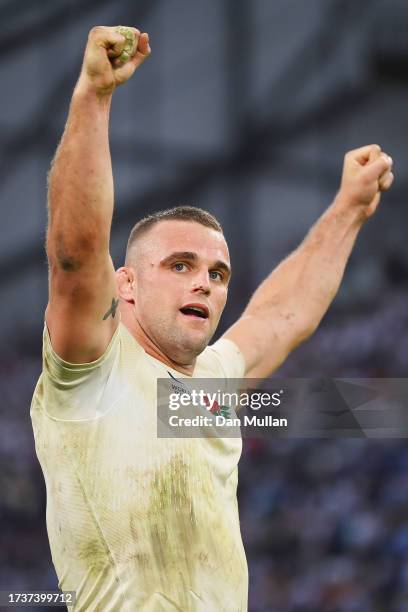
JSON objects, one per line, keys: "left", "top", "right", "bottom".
{"left": 241, "top": 438, "right": 408, "bottom": 612}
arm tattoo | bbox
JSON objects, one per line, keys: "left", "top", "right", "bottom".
{"left": 103, "top": 297, "right": 119, "bottom": 320}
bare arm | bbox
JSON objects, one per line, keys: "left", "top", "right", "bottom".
{"left": 224, "top": 145, "right": 394, "bottom": 378}
{"left": 46, "top": 26, "right": 150, "bottom": 363}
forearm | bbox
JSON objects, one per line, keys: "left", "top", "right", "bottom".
{"left": 226, "top": 145, "right": 393, "bottom": 378}
{"left": 245, "top": 196, "right": 365, "bottom": 336}
{"left": 46, "top": 85, "right": 113, "bottom": 267}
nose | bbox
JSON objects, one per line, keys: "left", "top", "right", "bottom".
{"left": 191, "top": 271, "right": 210, "bottom": 295}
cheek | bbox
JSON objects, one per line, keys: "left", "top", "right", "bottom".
{"left": 136, "top": 273, "right": 161, "bottom": 298}
{"left": 133, "top": 279, "right": 157, "bottom": 313}
{"left": 213, "top": 288, "right": 228, "bottom": 314}
{"left": 137, "top": 278, "right": 180, "bottom": 315}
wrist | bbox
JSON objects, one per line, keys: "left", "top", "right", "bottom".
{"left": 332, "top": 191, "right": 369, "bottom": 227}
{"left": 73, "top": 77, "right": 113, "bottom": 110}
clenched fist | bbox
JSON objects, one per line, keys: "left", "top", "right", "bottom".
{"left": 77, "top": 26, "right": 151, "bottom": 96}
{"left": 337, "top": 144, "right": 394, "bottom": 219}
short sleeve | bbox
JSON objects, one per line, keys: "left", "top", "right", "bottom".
{"left": 40, "top": 321, "right": 122, "bottom": 420}
{"left": 199, "top": 338, "right": 246, "bottom": 379}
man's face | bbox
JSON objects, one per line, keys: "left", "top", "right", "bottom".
{"left": 130, "top": 220, "right": 231, "bottom": 363}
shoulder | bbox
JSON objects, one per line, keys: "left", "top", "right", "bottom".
{"left": 35, "top": 320, "right": 146, "bottom": 421}
{"left": 195, "top": 337, "right": 245, "bottom": 379}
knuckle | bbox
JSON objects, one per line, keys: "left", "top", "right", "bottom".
{"left": 345, "top": 149, "right": 357, "bottom": 161}
{"left": 89, "top": 25, "right": 104, "bottom": 38}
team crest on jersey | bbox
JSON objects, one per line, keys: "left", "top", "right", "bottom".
{"left": 167, "top": 371, "right": 231, "bottom": 418}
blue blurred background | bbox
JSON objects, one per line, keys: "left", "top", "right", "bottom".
{"left": 1, "top": 1, "right": 408, "bottom": 610}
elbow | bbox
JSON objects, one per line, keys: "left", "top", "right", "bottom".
{"left": 295, "top": 297, "right": 335, "bottom": 344}
{"left": 46, "top": 230, "right": 100, "bottom": 272}
{"left": 50, "top": 252, "right": 84, "bottom": 272}
{"left": 289, "top": 319, "right": 318, "bottom": 351}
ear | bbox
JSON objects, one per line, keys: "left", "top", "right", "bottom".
{"left": 116, "top": 266, "right": 136, "bottom": 303}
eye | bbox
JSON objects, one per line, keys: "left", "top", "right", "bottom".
{"left": 173, "top": 262, "right": 188, "bottom": 272}
{"left": 209, "top": 270, "right": 223, "bottom": 281}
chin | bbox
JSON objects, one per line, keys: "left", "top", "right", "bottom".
{"left": 177, "top": 328, "right": 212, "bottom": 358}
{"left": 155, "top": 320, "right": 214, "bottom": 361}
{"left": 184, "top": 334, "right": 209, "bottom": 357}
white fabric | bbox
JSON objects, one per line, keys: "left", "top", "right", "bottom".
{"left": 30, "top": 320, "right": 248, "bottom": 611}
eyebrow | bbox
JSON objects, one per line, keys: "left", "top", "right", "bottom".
{"left": 159, "top": 251, "right": 231, "bottom": 279}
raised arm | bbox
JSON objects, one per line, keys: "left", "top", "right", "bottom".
{"left": 224, "top": 145, "right": 394, "bottom": 378}
{"left": 45, "top": 26, "right": 150, "bottom": 363}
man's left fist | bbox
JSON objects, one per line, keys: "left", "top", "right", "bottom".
{"left": 338, "top": 144, "right": 394, "bottom": 219}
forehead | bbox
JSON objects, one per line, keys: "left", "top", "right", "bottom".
{"left": 140, "top": 220, "right": 230, "bottom": 263}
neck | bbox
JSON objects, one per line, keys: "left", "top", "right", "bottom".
{"left": 119, "top": 304, "right": 196, "bottom": 376}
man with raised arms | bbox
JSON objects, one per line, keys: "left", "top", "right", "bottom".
{"left": 31, "top": 25, "right": 394, "bottom": 611}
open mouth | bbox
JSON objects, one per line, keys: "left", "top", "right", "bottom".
{"left": 179, "top": 304, "right": 209, "bottom": 319}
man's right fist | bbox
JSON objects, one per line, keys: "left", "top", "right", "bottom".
{"left": 77, "top": 26, "right": 151, "bottom": 96}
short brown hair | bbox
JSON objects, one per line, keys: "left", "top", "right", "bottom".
{"left": 125, "top": 205, "right": 223, "bottom": 263}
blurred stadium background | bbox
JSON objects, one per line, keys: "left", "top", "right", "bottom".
{"left": 1, "top": 0, "right": 408, "bottom": 610}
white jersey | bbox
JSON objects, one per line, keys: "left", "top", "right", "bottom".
{"left": 30, "top": 317, "right": 248, "bottom": 611}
